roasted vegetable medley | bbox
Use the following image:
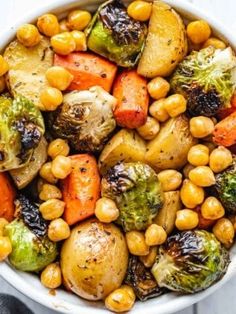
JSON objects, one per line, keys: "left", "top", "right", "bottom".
{"left": 0, "top": 0, "right": 236, "bottom": 312}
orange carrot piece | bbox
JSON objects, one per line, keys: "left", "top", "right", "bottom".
{"left": 0, "top": 173, "right": 15, "bottom": 222}
{"left": 113, "top": 70, "right": 149, "bottom": 129}
{"left": 218, "top": 94, "right": 236, "bottom": 119}
{"left": 213, "top": 111, "right": 236, "bottom": 147}
{"left": 54, "top": 52, "right": 117, "bottom": 92}
{"left": 61, "top": 154, "right": 100, "bottom": 225}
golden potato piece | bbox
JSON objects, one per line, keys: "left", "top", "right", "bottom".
{"left": 138, "top": 1, "right": 188, "bottom": 78}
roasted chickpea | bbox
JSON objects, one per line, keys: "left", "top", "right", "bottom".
{"left": 183, "top": 163, "right": 195, "bottom": 178}
{"left": 190, "top": 116, "right": 215, "bottom": 138}
{"left": 213, "top": 218, "right": 235, "bottom": 248}
{"left": 67, "top": 10, "right": 92, "bottom": 31}
{"left": 126, "top": 231, "right": 149, "bottom": 256}
{"left": 0, "top": 218, "right": 9, "bottom": 236}
{"left": 175, "top": 209, "right": 199, "bottom": 230}
{"left": 189, "top": 166, "right": 215, "bottom": 187}
{"left": 139, "top": 246, "right": 157, "bottom": 268}
{"left": 105, "top": 286, "right": 135, "bottom": 313}
{"left": 16, "top": 24, "right": 41, "bottom": 47}
{"left": 39, "top": 199, "right": 65, "bottom": 220}
{"left": 164, "top": 94, "right": 187, "bottom": 118}
{"left": 0, "top": 236, "right": 12, "bottom": 261}
{"left": 209, "top": 146, "right": 233, "bottom": 173}
{"left": 201, "top": 197, "right": 225, "bottom": 220}
{"left": 71, "top": 30, "right": 87, "bottom": 51}
{"left": 46, "top": 66, "right": 73, "bottom": 91}
{"left": 48, "top": 138, "right": 70, "bottom": 159}
{"left": 59, "top": 19, "right": 70, "bottom": 32}
{"left": 137, "top": 116, "right": 160, "bottom": 140}
{"left": 149, "top": 99, "right": 169, "bottom": 122}
{"left": 51, "top": 32, "right": 76, "bottom": 55}
{"left": 0, "top": 56, "right": 9, "bottom": 76}
{"left": 39, "top": 184, "right": 62, "bottom": 201}
{"left": 39, "top": 162, "right": 58, "bottom": 184}
{"left": 41, "top": 263, "right": 62, "bottom": 289}
{"left": 145, "top": 224, "right": 167, "bottom": 246}
{"left": 187, "top": 20, "right": 211, "bottom": 44}
{"left": 37, "top": 14, "right": 60, "bottom": 37}
{"left": 147, "top": 77, "right": 170, "bottom": 100}
{"left": 48, "top": 218, "right": 70, "bottom": 242}
{"left": 40, "top": 87, "right": 63, "bottom": 111}
{"left": 157, "top": 169, "right": 182, "bottom": 191}
{"left": 0, "top": 76, "right": 6, "bottom": 93}
{"left": 95, "top": 197, "right": 119, "bottom": 223}
{"left": 180, "top": 179, "right": 204, "bottom": 208}
{"left": 51, "top": 156, "right": 72, "bottom": 179}
{"left": 127, "top": 0, "right": 152, "bottom": 21}
{"left": 187, "top": 144, "right": 209, "bottom": 166}
{"left": 203, "top": 37, "right": 226, "bottom": 49}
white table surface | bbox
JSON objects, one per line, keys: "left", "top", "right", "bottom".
{"left": 1, "top": 0, "right": 236, "bottom": 313}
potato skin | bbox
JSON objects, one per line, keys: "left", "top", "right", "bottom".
{"left": 61, "top": 219, "right": 128, "bottom": 300}
{"left": 138, "top": 1, "right": 187, "bottom": 78}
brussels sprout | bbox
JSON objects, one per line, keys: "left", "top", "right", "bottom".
{"left": 49, "top": 86, "right": 116, "bottom": 153}
{"left": 102, "top": 162, "right": 164, "bottom": 231}
{"left": 86, "top": 0, "right": 147, "bottom": 67}
{"left": 214, "top": 161, "right": 236, "bottom": 214}
{"left": 0, "top": 94, "right": 45, "bottom": 171}
{"left": 171, "top": 47, "right": 236, "bottom": 117}
{"left": 151, "top": 230, "right": 230, "bottom": 293}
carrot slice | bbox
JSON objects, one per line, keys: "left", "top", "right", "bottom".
{"left": 213, "top": 111, "right": 236, "bottom": 147}
{"left": 0, "top": 173, "right": 15, "bottom": 222}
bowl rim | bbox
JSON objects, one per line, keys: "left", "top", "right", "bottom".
{"left": 0, "top": 1, "right": 236, "bottom": 313}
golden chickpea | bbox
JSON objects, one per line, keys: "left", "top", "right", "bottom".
{"left": 189, "top": 166, "right": 215, "bottom": 187}
{"left": 147, "top": 77, "right": 170, "bottom": 100}
{"left": 209, "top": 146, "right": 233, "bottom": 173}
{"left": 16, "top": 24, "right": 41, "bottom": 47}
{"left": 126, "top": 231, "right": 149, "bottom": 256}
{"left": 67, "top": 10, "right": 92, "bottom": 31}
{"left": 0, "top": 236, "right": 12, "bottom": 261}
{"left": 190, "top": 116, "right": 215, "bottom": 138}
{"left": 0, "top": 218, "right": 8, "bottom": 236}
{"left": 137, "top": 116, "right": 160, "bottom": 140}
{"left": 105, "top": 286, "right": 135, "bottom": 313}
{"left": 127, "top": 0, "right": 152, "bottom": 22}
{"left": 95, "top": 197, "right": 119, "bottom": 223}
{"left": 0, "top": 76, "right": 6, "bottom": 93}
{"left": 157, "top": 169, "right": 182, "bottom": 191}
{"left": 40, "top": 87, "right": 63, "bottom": 111}
{"left": 51, "top": 32, "right": 76, "bottom": 55}
{"left": 180, "top": 179, "right": 204, "bottom": 208}
{"left": 213, "top": 218, "right": 235, "bottom": 248}
{"left": 149, "top": 99, "right": 169, "bottom": 122}
{"left": 120, "top": 285, "right": 136, "bottom": 300}
{"left": 59, "top": 19, "right": 70, "bottom": 32}
{"left": 71, "top": 30, "right": 87, "bottom": 51}
{"left": 41, "top": 263, "right": 62, "bottom": 289}
{"left": 37, "top": 14, "right": 60, "bottom": 37}
{"left": 183, "top": 163, "right": 195, "bottom": 178}
{"left": 139, "top": 246, "right": 157, "bottom": 268}
{"left": 51, "top": 156, "right": 72, "bottom": 179}
{"left": 187, "top": 144, "right": 209, "bottom": 166}
{"left": 48, "top": 138, "right": 70, "bottom": 159}
{"left": 187, "top": 20, "right": 211, "bottom": 44}
{"left": 39, "top": 184, "right": 62, "bottom": 201}
{"left": 201, "top": 196, "right": 225, "bottom": 220}
{"left": 164, "top": 94, "right": 187, "bottom": 118}
{"left": 0, "top": 56, "right": 9, "bottom": 76}
{"left": 46, "top": 66, "right": 73, "bottom": 91}
{"left": 40, "top": 162, "right": 58, "bottom": 184}
{"left": 39, "top": 199, "right": 65, "bottom": 220}
{"left": 203, "top": 37, "right": 226, "bottom": 49}
{"left": 145, "top": 224, "right": 167, "bottom": 246}
{"left": 48, "top": 218, "right": 70, "bottom": 242}
{"left": 175, "top": 209, "right": 199, "bottom": 230}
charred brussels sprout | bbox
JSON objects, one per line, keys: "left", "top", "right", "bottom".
{"left": 0, "top": 95, "right": 45, "bottom": 171}
{"left": 171, "top": 47, "right": 236, "bottom": 117}
{"left": 86, "top": 0, "right": 147, "bottom": 67}
{"left": 49, "top": 86, "right": 116, "bottom": 153}
{"left": 152, "top": 230, "right": 230, "bottom": 293}
{"left": 214, "top": 161, "right": 236, "bottom": 214}
{"left": 125, "top": 255, "right": 164, "bottom": 301}
{"left": 102, "top": 162, "right": 164, "bottom": 231}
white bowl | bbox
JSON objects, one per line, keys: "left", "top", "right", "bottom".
{"left": 1, "top": 1, "right": 236, "bottom": 313}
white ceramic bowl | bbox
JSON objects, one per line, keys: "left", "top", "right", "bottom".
{"left": 1, "top": 1, "right": 236, "bottom": 313}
